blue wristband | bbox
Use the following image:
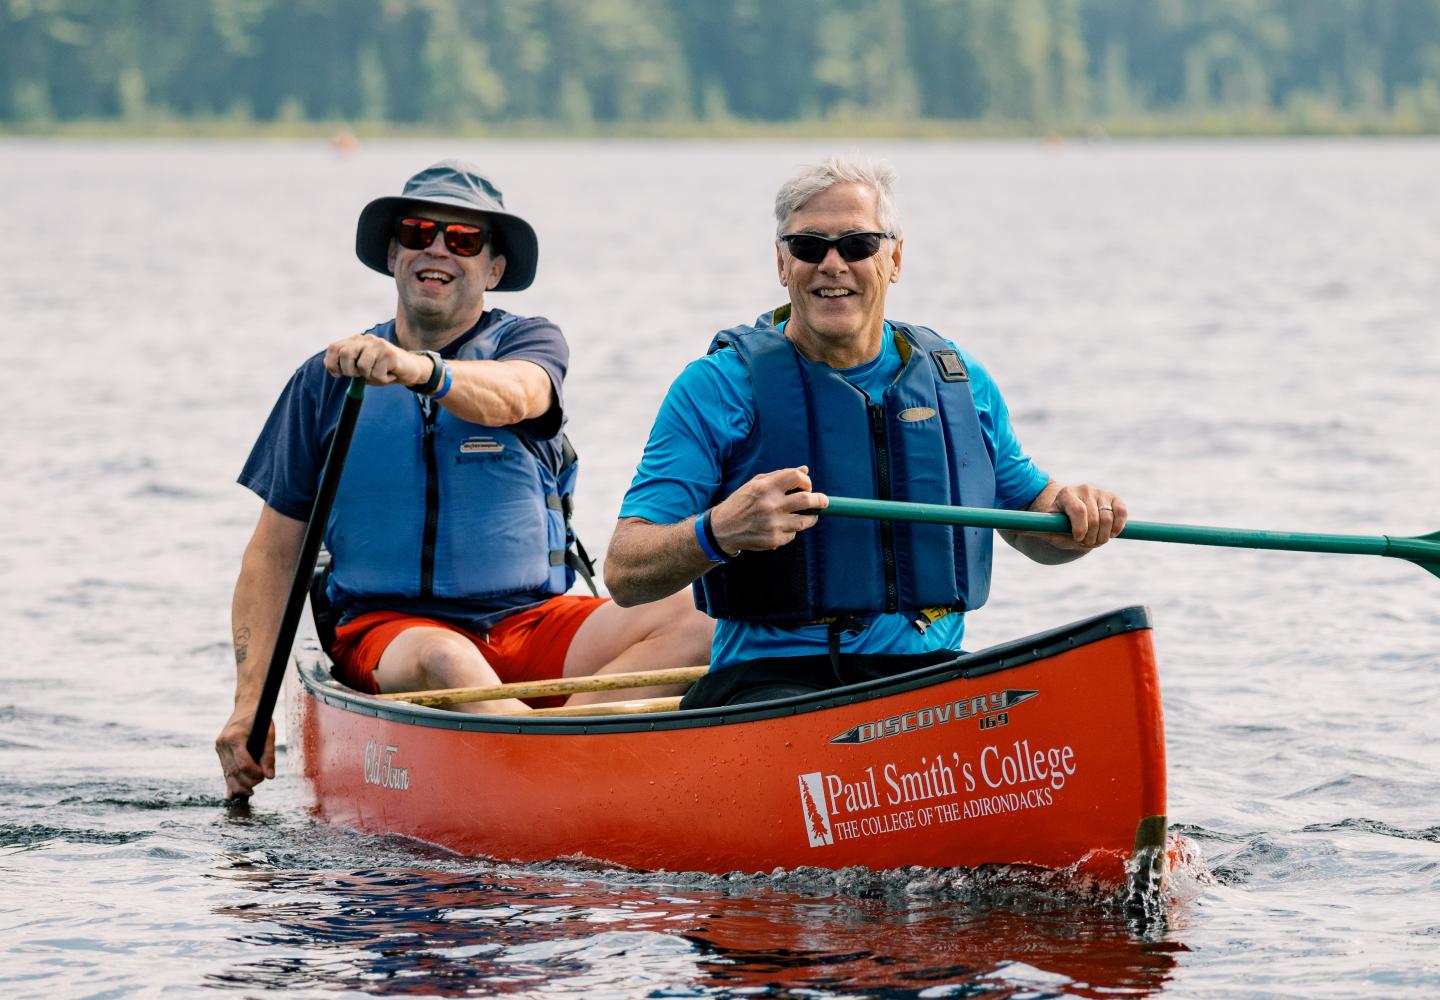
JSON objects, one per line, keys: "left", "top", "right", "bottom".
{"left": 430, "top": 360, "right": 454, "bottom": 400}
{"left": 694, "top": 509, "right": 727, "bottom": 564}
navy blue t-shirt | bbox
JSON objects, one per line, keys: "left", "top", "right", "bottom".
{"left": 238, "top": 309, "right": 570, "bottom": 632}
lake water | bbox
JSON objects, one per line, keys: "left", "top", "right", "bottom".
{"left": 2, "top": 138, "right": 1437, "bottom": 998}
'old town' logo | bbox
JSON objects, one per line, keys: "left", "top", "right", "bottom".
{"left": 363, "top": 739, "right": 410, "bottom": 790}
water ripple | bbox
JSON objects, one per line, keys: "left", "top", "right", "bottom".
{"left": 4, "top": 138, "right": 1439, "bottom": 999}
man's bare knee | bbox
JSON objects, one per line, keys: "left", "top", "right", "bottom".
{"left": 376, "top": 628, "right": 492, "bottom": 694}
{"left": 414, "top": 633, "right": 490, "bottom": 688}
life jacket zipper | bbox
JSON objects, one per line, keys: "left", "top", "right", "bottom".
{"left": 868, "top": 402, "right": 898, "bottom": 612}
{"left": 420, "top": 395, "right": 439, "bottom": 597}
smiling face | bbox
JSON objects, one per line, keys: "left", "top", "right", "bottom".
{"left": 387, "top": 205, "right": 507, "bottom": 347}
{"left": 776, "top": 181, "right": 902, "bottom": 368}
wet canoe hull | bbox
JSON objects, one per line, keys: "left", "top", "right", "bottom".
{"left": 289, "top": 606, "right": 1166, "bottom": 885}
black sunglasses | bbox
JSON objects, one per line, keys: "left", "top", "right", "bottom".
{"left": 779, "top": 231, "right": 894, "bottom": 264}
{"left": 394, "top": 216, "right": 490, "bottom": 257}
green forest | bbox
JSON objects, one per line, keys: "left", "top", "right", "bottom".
{"left": 5, "top": 0, "right": 1440, "bottom": 135}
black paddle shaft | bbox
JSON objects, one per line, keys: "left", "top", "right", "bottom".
{"left": 245, "top": 377, "right": 366, "bottom": 765}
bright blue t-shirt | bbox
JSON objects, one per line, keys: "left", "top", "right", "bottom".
{"left": 619, "top": 321, "right": 1049, "bottom": 669}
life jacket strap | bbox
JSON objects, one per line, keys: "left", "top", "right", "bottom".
{"left": 567, "top": 536, "right": 599, "bottom": 597}
{"left": 826, "top": 616, "right": 865, "bottom": 684}
{"left": 554, "top": 432, "right": 598, "bottom": 596}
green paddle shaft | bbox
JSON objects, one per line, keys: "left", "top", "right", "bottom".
{"left": 820, "top": 496, "right": 1440, "bottom": 578}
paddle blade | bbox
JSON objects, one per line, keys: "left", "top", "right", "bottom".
{"left": 1378, "top": 530, "right": 1440, "bottom": 582}
{"left": 1405, "top": 531, "right": 1440, "bottom": 581}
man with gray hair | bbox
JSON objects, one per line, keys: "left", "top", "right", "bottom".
{"left": 604, "top": 157, "right": 1127, "bottom": 705}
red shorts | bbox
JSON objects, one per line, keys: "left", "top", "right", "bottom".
{"left": 330, "top": 596, "right": 609, "bottom": 706}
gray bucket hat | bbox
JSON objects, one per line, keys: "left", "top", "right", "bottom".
{"left": 355, "top": 159, "right": 538, "bottom": 291}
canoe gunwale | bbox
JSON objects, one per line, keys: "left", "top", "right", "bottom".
{"left": 294, "top": 605, "right": 1152, "bottom": 736}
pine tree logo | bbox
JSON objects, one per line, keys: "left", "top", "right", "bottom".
{"left": 797, "top": 772, "right": 833, "bottom": 847}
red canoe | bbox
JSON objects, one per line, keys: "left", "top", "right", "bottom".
{"left": 287, "top": 606, "right": 1167, "bottom": 890}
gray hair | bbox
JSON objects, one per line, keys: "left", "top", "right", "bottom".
{"left": 773, "top": 156, "right": 902, "bottom": 237}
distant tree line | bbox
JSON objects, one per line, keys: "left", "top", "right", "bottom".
{"left": 4, "top": 0, "right": 1440, "bottom": 132}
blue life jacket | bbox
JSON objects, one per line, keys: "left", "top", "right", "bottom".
{"left": 325, "top": 314, "right": 578, "bottom": 608}
{"left": 693, "top": 311, "right": 996, "bottom": 624}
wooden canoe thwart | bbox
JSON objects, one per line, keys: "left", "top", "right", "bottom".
{"left": 286, "top": 606, "right": 1167, "bottom": 888}
{"left": 527, "top": 696, "right": 686, "bottom": 717}
{"left": 375, "top": 666, "right": 708, "bottom": 707}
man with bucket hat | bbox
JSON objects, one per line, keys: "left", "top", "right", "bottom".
{"left": 216, "top": 161, "right": 710, "bottom": 800}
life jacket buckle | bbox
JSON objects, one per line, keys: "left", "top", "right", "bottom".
{"left": 911, "top": 606, "right": 954, "bottom": 634}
